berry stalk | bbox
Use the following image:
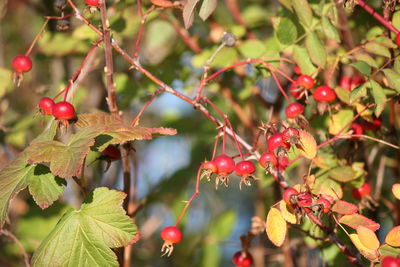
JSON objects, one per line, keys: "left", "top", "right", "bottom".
{"left": 357, "top": 0, "right": 399, "bottom": 35}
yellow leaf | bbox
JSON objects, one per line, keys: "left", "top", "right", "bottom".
{"left": 357, "top": 226, "right": 380, "bottom": 250}
{"left": 266, "top": 207, "right": 287, "bottom": 247}
{"left": 353, "top": 103, "right": 373, "bottom": 121}
{"left": 385, "top": 226, "right": 400, "bottom": 247}
{"left": 279, "top": 200, "right": 298, "bottom": 224}
{"left": 392, "top": 184, "right": 400, "bottom": 200}
{"left": 350, "top": 234, "right": 379, "bottom": 261}
{"left": 328, "top": 109, "right": 354, "bottom": 135}
{"left": 298, "top": 130, "right": 317, "bottom": 159}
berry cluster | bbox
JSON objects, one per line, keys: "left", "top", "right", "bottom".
{"left": 283, "top": 187, "right": 332, "bottom": 215}
{"left": 38, "top": 97, "right": 76, "bottom": 121}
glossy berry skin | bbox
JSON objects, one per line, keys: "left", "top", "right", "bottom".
{"left": 267, "top": 133, "right": 290, "bottom": 153}
{"left": 339, "top": 76, "right": 352, "bottom": 91}
{"left": 12, "top": 55, "right": 32, "bottom": 73}
{"left": 289, "top": 83, "right": 302, "bottom": 98}
{"left": 283, "top": 188, "right": 298, "bottom": 205}
{"left": 352, "top": 183, "right": 371, "bottom": 200}
{"left": 316, "top": 198, "right": 331, "bottom": 213}
{"left": 350, "top": 123, "right": 363, "bottom": 136}
{"left": 313, "top": 86, "right": 336, "bottom": 103}
{"left": 285, "top": 103, "right": 304, "bottom": 118}
{"left": 259, "top": 153, "right": 278, "bottom": 168}
{"left": 214, "top": 155, "right": 235, "bottom": 175}
{"left": 382, "top": 256, "right": 400, "bottom": 267}
{"left": 52, "top": 101, "right": 76, "bottom": 120}
{"left": 297, "top": 192, "right": 313, "bottom": 213}
{"left": 202, "top": 161, "right": 217, "bottom": 173}
{"left": 296, "top": 75, "right": 314, "bottom": 90}
{"left": 102, "top": 145, "right": 121, "bottom": 160}
{"left": 282, "top": 128, "right": 300, "bottom": 143}
{"left": 396, "top": 33, "right": 400, "bottom": 47}
{"left": 232, "top": 251, "right": 253, "bottom": 267}
{"left": 235, "top": 160, "right": 255, "bottom": 176}
{"left": 277, "top": 156, "right": 289, "bottom": 171}
{"left": 85, "top": 0, "right": 99, "bottom": 6}
{"left": 161, "top": 226, "right": 182, "bottom": 244}
{"left": 38, "top": 97, "right": 55, "bottom": 115}
{"left": 294, "top": 65, "right": 301, "bottom": 75}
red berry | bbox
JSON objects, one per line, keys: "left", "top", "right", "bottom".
{"left": 235, "top": 160, "right": 255, "bottom": 176}
{"left": 277, "top": 156, "right": 289, "bottom": 171}
{"left": 350, "top": 123, "right": 363, "bottom": 136}
{"left": 339, "top": 76, "right": 352, "bottom": 91}
{"left": 52, "top": 101, "right": 76, "bottom": 120}
{"left": 382, "top": 256, "right": 400, "bottom": 267}
{"left": 282, "top": 127, "right": 300, "bottom": 143}
{"left": 351, "top": 76, "right": 365, "bottom": 87}
{"left": 316, "top": 197, "right": 332, "bottom": 213}
{"left": 202, "top": 161, "right": 218, "bottom": 173}
{"left": 313, "top": 85, "right": 336, "bottom": 103}
{"left": 12, "top": 55, "right": 32, "bottom": 73}
{"left": 259, "top": 153, "right": 278, "bottom": 168}
{"left": 85, "top": 0, "right": 99, "bottom": 6}
{"left": 297, "top": 192, "right": 313, "bottom": 213}
{"left": 38, "top": 97, "right": 55, "bottom": 115}
{"left": 232, "top": 251, "right": 253, "bottom": 267}
{"left": 396, "top": 33, "right": 400, "bottom": 47}
{"left": 283, "top": 188, "right": 298, "bottom": 205}
{"left": 102, "top": 145, "right": 121, "bottom": 160}
{"left": 360, "top": 118, "right": 382, "bottom": 131}
{"left": 214, "top": 155, "right": 235, "bottom": 175}
{"left": 161, "top": 226, "right": 182, "bottom": 244}
{"left": 352, "top": 183, "right": 371, "bottom": 200}
{"left": 296, "top": 75, "right": 314, "bottom": 90}
{"left": 289, "top": 83, "right": 302, "bottom": 99}
{"left": 285, "top": 102, "right": 304, "bottom": 118}
{"left": 267, "top": 133, "right": 290, "bottom": 153}
{"left": 294, "top": 65, "right": 301, "bottom": 75}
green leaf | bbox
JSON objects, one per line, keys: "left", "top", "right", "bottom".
{"left": 306, "top": 32, "right": 326, "bottom": 67}
{"left": 350, "top": 61, "right": 371, "bottom": 76}
{"left": 382, "top": 69, "right": 400, "bottom": 93}
{"left": 365, "top": 42, "right": 391, "bottom": 58}
{"left": 379, "top": 244, "right": 400, "bottom": 257}
{"left": 0, "top": 68, "right": 13, "bottom": 99}
{"left": 183, "top": 0, "right": 200, "bottom": 29}
{"left": 322, "top": 16, "right": 340, "bottom": 42}
{"left": 368, "top": 80, "right": 387, "bottom": 117}
{"left": 276, "top": 17, "right": 297, "bottom": 45}
{"left": 329, "top": 166, "right": 357, "bottom": 182}
{"left": 312, "top": 177, "right": 343, "bottom": 200}
{"left": 292, "top": 0, "right": 312, "bottom": 27}
{"left": 335, "top": 86, "right": 350, "bottom": 104}
{"left": 350, "top": 83, "right": 368, "bottom": 103}
{"left": 31, "top": 187, "right": 137, "bottom": 267}
{"left": 279, "top": 0, "right": 292, "bottom": 12}
{"left": 328, "top": 109, "right": 354, "bottom": 135}
{"left": 354, "top": 53, "right": 378, "bottom": 68}
{"left": 238, "top": 40, "right": 266, "bottom": 58}
{"left": 394, "top": 57, "right": 400, "bottom": 73}
{"left": 392, "top": 10, "right": 400, "bottom": 30}
{"left": 292, "top": 45, "right": 317, "bottom": 75}
{"left": 199, "top": 0, "right": 217, "bottom": 21}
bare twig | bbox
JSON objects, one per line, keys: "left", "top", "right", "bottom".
{"left": 0, "top": 229, "right": 30, "bottom": 267}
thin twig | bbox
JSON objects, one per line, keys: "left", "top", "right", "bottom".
{"left": 0, "top": 229, "right": 30, "bottom": 267}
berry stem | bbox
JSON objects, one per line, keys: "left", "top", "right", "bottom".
{"left": 357, "top": 0, "right": 399, "bottom": 34}
{"left": 211, "top": 129, "right": 222, "bottom": 160}
{"left": 25, "top": 19, "right": 50, "bottom": 56}
{"left": 133, "top": 3, "right": 155, "bottom": 60}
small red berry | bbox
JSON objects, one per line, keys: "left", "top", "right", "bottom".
{"left": 313, "top": 85, "right": 336, "bottom": 103}
{"left": 282, "top": 127, "right": 300, "bottom": 143}
{"left": 85, "top": 0, "right": 99, "bottom": 6}
{"left": 161, "top": 226, "right": 182, "bottom": 244}
{"left": 339, "top": 76, "right": 352, "bottom": 91}
{"left": 235, "top": 160, "right": 256, "bottom": 176}
{"left": 214, "top": 155, "right": 235, "bottom": 175}
{"left": 294, "top": 65, "right": 301, "bottom": 75}
{"left": 296, "top": 75, "right": 314, "bottom": 90}
{"left": 259, "top": 153, "right": 278, "bottom": 168}
{"left": 350, "top": 123, "right": 363, "bottom": 136}
{"left": 352, "top": 183, "right": 371, "bottom": 200}
{"left": 289, "top": 83, "right": 302, "bottom": 99}
{"left": 382, "top": 256, "right": 400, "bottom": 267}
{"left": 38, "top": 97, "right": 55, "bottom": 115}
{"left": 283, "top": 188, "right": 298, "bottom": 205}
{"left": 202, "top": 161, "right": 218, "bottom": 173}
{"left": 360, "top": 118, "right": 382, "bottom": 131}
{"left": 351, "top": 76, "right": 365, "bottom": 87}
{"left": 267, "top": 133, "right": 290, "bottom": 154}
{"left": 297, "top": 192, "right": 313, "bottom": 213}
{"left": 232, "top": 251, "right": 253, "bottom": 267}
{"left": 277, "top": 156, "right": 289, "bottom": 171}
{"left": 102, "top": 145, "right": 121, "bottom": 160}
{"left": 12, "top": 55, "right": 32, "bottom": 73}
{"left": 285, "top": 102, "right": 304, "bottom": 118}
{"left": 396, "top": 33, "right": 400, "bottom": 47}
{"left": 52, "top": 101, "right": 76, "bottom": 120}
{"left": 316, "top": 197, "right": 332, "bottom": 213}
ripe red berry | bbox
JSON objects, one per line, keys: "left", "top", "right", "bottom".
{"left": 267, "top": 133, "right": 290, "bottom": 153}
{"left": 283, "top": 188, "right": 298, "bottom": 205}
{"left": 85, "top": 0, "right": 99, "bottom": 6}
{"left": 38, "top": 97, "right": 55, "bottom": 115}
{"left": 296, "top": 75, "right": 314, "bottom": 90}
{"left": 161, "top": 226, "right": 182, "bottom": 244}
{"left": 360, "top": 118, "right": 382, "bottom": 131}
{"left": 12, "top": 55, "right": 32, "bottom": 73}
{"left": 232, "top": 251, "right": 253, "bottom": 267}
{"left": 352, "top": 183, "right": 371, "bottom": 200}
{"left": 285, "top": 102, "right": 304, "bottom": 118}
{"left": 351, "top": 76, "right": 365, "bottom": 87}
{"left": 294, "top": 65, "right": 301, "bottom": 75}
{"left": 339, "top": 76, "right": 352, "bottom": 91}
{"left": 102, "top": 145, "right": 121, "bottom": 160}
{"left": 382, "top": 256, "right": 400, "bottom": 267}
{"left": 282, "top": 128, "right": 300, "bottom": 143}
{"left": 289, "top": 83, "right": 302, "bottom": 99}
{"left": 202, "top": 160, "right": 218, "bottom": 173}
{"left": 297, "top": 192, "right": 313, "bottom": 213}
{"left": 52, "top": 101, "right": 76, "bottom": 120}
{"left": 313, "top": 86, "right": 336, "bottom": 103}
{"left": 214, "top": 155, "right": 235, "bottom": 175}
{"left": 350, "top": 123, "right": 363, "bottom": 136}
{"left": 235, "top": 160, "right": 255, "bottom": 176}
{"left": 396, "top": 33, "right": 400, "bottom": 47}
{"left": 316, "top": 197, "right": 332, "bottom": 213}
{"left": 259, "top": 152, "right": 278, "bottom": 168}
{"left": 277, "top": 156, "right": 289, "bottom": 171}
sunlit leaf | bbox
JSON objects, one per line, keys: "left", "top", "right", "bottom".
{"left": 266, "top": 207, "right": 287, "bottom": 247}
{"left": 349, "top": 233, "right": 379, "bottom": 261}
{"left": 297, "top": 130, "right": 317, "bottom": 159}
{"left": 328, "top": 109, "right": 354, "bottom": 135}
{"left": 279, "top": 200, "right": 298, "bottom": 224}
{"left": 368, "top": 80, "right": 387, "bottom": 117}
{"left": 350, "top": 61, "right": 371, "bottom": 76}
{"left": 183, "top": 0, "right": 200, "bottom": 29}
{"left": 322, "top": 16, "right": 340, "bottom": 42}
{"left": 382, "top": 69, "right": 400, "bottom": 93}
{"left": 292, "top": 45, "right": 317, "bottom": 75}
{"left": 392, "top": 184, "right": 400, "bottom": 200}
{"left": 339, "top": 214, "right": 380, "bottom": 231}
{"left": 328, "top": 166, "right": 357, "bottom": 182}
{"left": 306, "top": 32, "right": 326, "bottom": 67}
{"left": 292, "top": 0, "right": 312, "bottom": 27}
{"left": 357, "top": 226, "right": 380, "bottom": 250}
{"left": 365, "top": 42, "right": 390, "bottom": 57}
{"left": 385, "top": 226, "right": 400, "bottom": 247}
{"left": 199, "top": 0, "right": 217, "bottom": 21}
{"left": 276, "top": 17, "right": 297, "bottom": 45}
{"left": 312, "top": 177, "right": 343, "bottom": 200}
{"left": 331, "top": 200, "right": 358, "bottom": 215}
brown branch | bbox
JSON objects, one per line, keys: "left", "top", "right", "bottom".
{"left": 1, "top": 229, "right": 30, "bottom": 267}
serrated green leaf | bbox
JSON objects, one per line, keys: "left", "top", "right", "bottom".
{"left": 292, "top": 45, "right": 317, "bottom": 75}
{"left": 199, "top": 0, "right": 217, "bottom": 21}
{"left": 354, "top": 53, "right": 378, "bottom": 68}
{"left": 276, "top": 17, "right": 297, "bottom": 45}
{"left": 365, "top": 42, "right": 390, "bottom": 58}
{"left": 322, "top": 17, "right": 340, "bottom": 42}
{"left": 350, "top": 61, "right": 371, "bottom": 76}
{"left": 350, "top": 83, "right": 368, "bottom": 103}
{"left": 238, "top": 39, "right": 266, "bottom": 58}
{"left": 312, "top": 177, "right": 343, "bottom": 200}
{"left": 335, "top": 86, "right": 350, "bottom": 104}
{"left": 306, "top": 32, "right": 326, "bottom": 67}
{"left": 368, "top": 80, "right": 387, "bottom": 117}
{"left": 279, "top": 0, "right": 292, "bottom": 12}
{"left": 292, "top": 0, "right": 312, "bottom": 27}
{"left": 329, "top": 166, "right": 357, "bottom": 182}
{"left": 382, "top": 69, "right": 400, "bottom": 93}
{"left": 31, "top": 187, "right": 137, "bottom": 267}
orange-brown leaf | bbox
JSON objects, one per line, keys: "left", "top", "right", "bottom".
{"left": 279, "top": 200, "right": 298, "bottom": 224}
{"left": 350, "top": 233, "right": 379, "bottom": 261}
{"left": 392, "top": 184, "right": 400, "bottom": 200}
{"left": 297, "top": 130, "right": 317, "bottom": 159}
{"left": 357, "top": 226, "right": 380, "bottom": 250}
{"left": 266, "top": 207, "right": 287, "bottom": 247}
{"left": 331, "top": 200, "right": 358, "bottom": 215}
{"left": 385, "top": 226, "right": 400, "bottom": 247}
{"left": 339, "top": 214, "right": 380, "bottom": 231}
{"left": 151, "top": 0, "right": 174, "bottom": 7}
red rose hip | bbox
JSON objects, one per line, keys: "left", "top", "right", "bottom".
{"left": 85, "top": 0, "right": 99, "bottom": 6}
{"left": 52, "top": 101, "right": 76, "bottom": 120}
{"left": 283, "top": 188, "right": 298, "bottom": 205}
{"left": 259, "top": 152, "right": 278, "bottom": 168}
{"left": 12, "top": 55, "right": 32, "bottom": 73}
{"left": 235, "top": 160, "right": 255, "bottom": 176}
{"left": 267, "top": 133, "right": 290, "bottom": 153}
{"left": 102, "top": 145, "right": 121, "bottom": 160}
{"left": 285, "top": 102, "right": 304, "bottom": 118}
{"left": 38, "top": 97, "right": 55, "bottom": 115}
{"left": 313, "top": 86, "right": 336, "bottom": 103}
{"left": 214, "top": 155, "right": 235, "bottom": 175}
{"left": 296, "top": 75, "right": 314, "bottom": 90}
{"left": 161, "top": 226, "right": 182, "bottom": 244}
{"left": 352, "top": 183, "right": 371, "bottom": 200}
{"left": 232, "top": 251, "right": 253, "bottom": 267}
